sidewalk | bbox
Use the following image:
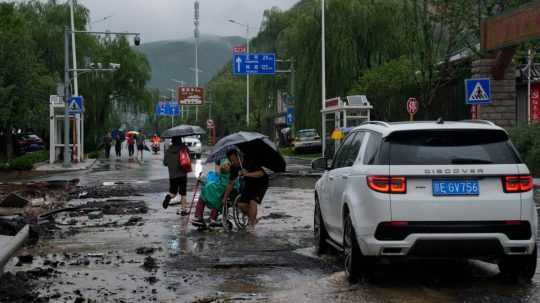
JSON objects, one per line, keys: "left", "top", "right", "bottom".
{"left": 34, "top": 158, "right": 97, "bottom": 173}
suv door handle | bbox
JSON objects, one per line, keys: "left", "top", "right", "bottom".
{"left": 341, "top": 175, "right": 348, "bottom": 180}
{"left": 329, "top": 176, "right": 335, "bottom": 180}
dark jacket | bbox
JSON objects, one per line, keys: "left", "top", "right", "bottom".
{"left": 163, "top": 144, "right": 187, "bottom": 178}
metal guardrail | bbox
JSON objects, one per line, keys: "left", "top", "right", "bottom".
{"left": 0, "top": 225, "right": 29, "bottom": 275}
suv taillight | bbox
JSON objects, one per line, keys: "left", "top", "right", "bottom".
{"left": 367, "top": 176, "right": 407, "bottom": 194}
{"left": 502, "top": 175, "right": 533, "bottom": 193}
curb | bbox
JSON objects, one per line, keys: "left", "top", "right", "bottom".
{"left": 34, "top": 158, "right": 98, "bottom": 173}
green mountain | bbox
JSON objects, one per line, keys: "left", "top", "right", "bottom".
{"left": 136, "top": 35, "right": 245, "bottom": 92}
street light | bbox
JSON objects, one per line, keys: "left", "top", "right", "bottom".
{"left": 229, "top": 19, "right": 250, "bottom": 126}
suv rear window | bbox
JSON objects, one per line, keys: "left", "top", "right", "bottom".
{"left": 384, "top": 130, "right": 521, "bottom": 165}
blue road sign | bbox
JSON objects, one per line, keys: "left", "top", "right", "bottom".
{"left": 169, "top": 102, "right": 180, "bottom": 116}
{"left": 286, "top": 107, "right": 294, "bottom": 126}
{"left": 232, "top": 53, "right": 276, "bottom": 75}
{"left": 465, "top": 78, "right": 491, "bottom": 105}
{"left": 67, "top": 96, "right": 84, "bottom": 114}
{"left": 155, "top": 101, "right": 180, "bottom": 116}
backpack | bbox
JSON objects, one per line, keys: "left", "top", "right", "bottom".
{"left": 178, "top": 147, "right": 192, "bottom": 172}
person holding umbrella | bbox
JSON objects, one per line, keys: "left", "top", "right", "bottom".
{"left": 126, "top": 131, "right": 137, "bottom": 160}
{"left": 162, "top": 136, "right": 190, "bottom": 215}
{"left": 161, "top": 125, "right": 206, "bottom": 216}
{"left": 207, "top": 131, "right": 286, "bottom": 231}
{"left": 221, "top": 149, "right": 268, "bottom": 230}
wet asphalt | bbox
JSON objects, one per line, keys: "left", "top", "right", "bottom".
{"left": 1, "top": 148, "right": 540, "bottom": 302}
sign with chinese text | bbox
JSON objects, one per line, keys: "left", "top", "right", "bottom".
{"left": 177, "top": 86, "right": 204, "bottom": 105}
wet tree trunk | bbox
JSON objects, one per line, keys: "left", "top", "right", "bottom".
{"left": 6, "top": 127, "right": 14, "bottom": 159}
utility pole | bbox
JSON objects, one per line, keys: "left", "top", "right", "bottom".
{"left": 69, "top": 0, "right": 82, "bottom": 162}
{"left": 63, "top": 28, "right": 71, "bottom": 168}
{"left": 246, "top": 24, "right": 250, "bottom": 127}
{"left": 194, "top": 0, "right": 200, "bottom": 122}
{"left": 171, "top": 79, "right": 185, "bottom": 120}
{"left": 321, "top": 0, "right": 327, "bottom": 157}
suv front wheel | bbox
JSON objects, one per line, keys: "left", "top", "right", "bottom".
{"left": 314, "top": 197, "right": 330, "bottom": 254}
{"left": 498, "top": 246, "right": 537, "bottom": 282}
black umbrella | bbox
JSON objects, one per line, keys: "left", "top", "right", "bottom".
{"left": 162, "top": 125, "right": 206, "bottom": 138}
{"left": 206, "top": 131, "right": 286, "bottom": 173}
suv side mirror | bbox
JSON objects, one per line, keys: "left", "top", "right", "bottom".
{"left": 312, "top": 157, "right": 329, "bottom": 171}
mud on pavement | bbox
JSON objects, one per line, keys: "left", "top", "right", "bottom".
{"left": 2, "top": 171, "right": 540, "bottom": 303}
{"left": 1, "top": 174, "right": 338, "bottom": 302}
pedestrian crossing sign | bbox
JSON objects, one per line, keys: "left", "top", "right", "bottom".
{"left": 465, "top": 79, "right": 491, "bottom": 105}
{"left": 67, "top": 96, "right": 84, "bottom": 114}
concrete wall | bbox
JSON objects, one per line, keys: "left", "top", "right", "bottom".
{"left": 471, "top": 59, "right": 516, "bottom": 128}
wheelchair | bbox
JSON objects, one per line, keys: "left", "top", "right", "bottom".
{"left": 222, "top": 192, "right": 248, "bottom": 231}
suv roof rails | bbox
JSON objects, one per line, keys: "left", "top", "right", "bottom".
{"left": 460, "top": 120, "right": 496, "bottom": 126}
{"left": 361, "top": 121, "right": 390, "bottom": 127}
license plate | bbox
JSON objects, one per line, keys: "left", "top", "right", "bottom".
{"left": 432, "top": 180, "right": 479, "bottom": 196}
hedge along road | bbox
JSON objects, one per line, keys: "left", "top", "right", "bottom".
{"left": 0, "top": 148, "right": 539, "bottom": 302}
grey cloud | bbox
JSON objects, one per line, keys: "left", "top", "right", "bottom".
{"left": 81, "top": 0, "right": 299, "bottom": 42}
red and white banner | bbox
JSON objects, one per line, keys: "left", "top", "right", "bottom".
{"left": 233, "top": 45, "right": 247, "bottom": 53}
{"left": 531, "top": 83, "right": 540, "bottom": 122}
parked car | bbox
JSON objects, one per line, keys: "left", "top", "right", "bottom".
{"left": 183, "top": 136, "right": 202, "bottom": 159}
{"left": 293, "top": 129, "right": 322, "bottom": 153}
{"left": 14, "top": 133, "right": 45, "bottom": 155}
{"left": 313, "top": 120, "right": 537, "bottom": 282}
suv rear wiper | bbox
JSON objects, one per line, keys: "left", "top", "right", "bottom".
{"left": 451, "top": 158, "right": 493, "bottom": 164}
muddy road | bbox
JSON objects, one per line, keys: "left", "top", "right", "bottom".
{"left": 1, "top": 151, "right": 539, "bottom": 302}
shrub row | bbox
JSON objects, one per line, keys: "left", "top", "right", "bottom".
{"left": 508, "top": 124, "right": 540, "bottom": 177}
{"left": 0, "top": 150, "right": 48, "bottom": 171}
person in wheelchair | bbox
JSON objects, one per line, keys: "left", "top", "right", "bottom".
{"left": 192, "top": 159, "right": 239, "bottom": 228}
{"left": 222, "top": 149, "right": 269, "bottom": 230}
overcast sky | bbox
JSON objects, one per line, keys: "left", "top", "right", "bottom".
{"left": 78, "top": 0, "right": 299, "bottom": 43}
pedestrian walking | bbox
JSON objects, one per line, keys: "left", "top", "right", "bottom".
{"left": 162, "top": 136, "right": 191, "bottom": 216}
{"left": 136, "top": 130, "right": 146, "bottom": 162}
{"left": 127, "top": 132, "right": 136, "bottom": 160}
{"left": 113, "top": 129, "right": 123, "bottom": 160}
{"left": 103, "top": 132, "right": 112, "bottom": 159}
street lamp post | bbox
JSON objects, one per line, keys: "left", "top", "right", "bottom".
{"left": 168, "top": 88, "right": 177, "bottom": 127}
{"left": 171, "top": 79, "right": 185, "bottom": 120}
{"left": 229, "top": 19, "right": 250, "bottom": 126}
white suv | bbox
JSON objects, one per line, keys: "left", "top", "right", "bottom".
{"left": 313, "top": 120, "right": 537, "bottom": 282}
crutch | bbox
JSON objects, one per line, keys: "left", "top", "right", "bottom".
{"left": 182, "top": 172, "right": 203, "bottom": 229}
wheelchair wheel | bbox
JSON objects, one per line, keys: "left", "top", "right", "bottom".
{"left": 232, "top": 195, "right": 249, "bottom": 230}
{"left": 221, "top": 200, "right": 233, "bottom": 231}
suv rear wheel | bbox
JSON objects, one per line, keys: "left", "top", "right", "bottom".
{"left": 498, "top": 246, "right": 537, "bottom": 282}
{"left": 343, "top": 213, "right": 373, "bottom": 282}
{"left": 314, "top": 197, "right": 330, "bottom": 254}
